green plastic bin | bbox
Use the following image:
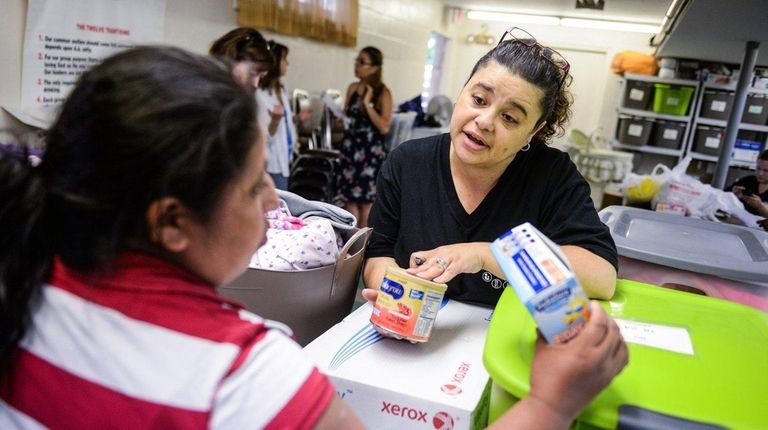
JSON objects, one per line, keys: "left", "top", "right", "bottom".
{"left": 484, "top": 279, "right": 768, "bottom": 429}
{"left": 652, "top": 84, "right": 694, "bottom": 116}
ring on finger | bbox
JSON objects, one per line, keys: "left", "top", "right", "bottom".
{"left": 435, "top": 257, "right": 449, "bottom": 270}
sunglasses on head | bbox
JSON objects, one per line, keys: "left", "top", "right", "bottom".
{"left": 354, "top": 58, "right": 374, "bottom": 66}
{"left": 497, "top": 27, "right": 571, "bottom": 90}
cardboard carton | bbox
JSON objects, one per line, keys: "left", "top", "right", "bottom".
{"left": 490, "top": 223, "right": 590, "bottom": 344}
{"left": 303, "top": 300, "right": 493, "bottom": 430}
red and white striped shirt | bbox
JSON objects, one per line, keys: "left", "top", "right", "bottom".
{"left": 0, "top": 253, "right": 334, "bottom": 429}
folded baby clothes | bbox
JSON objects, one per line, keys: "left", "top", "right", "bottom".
{"left": 249, "top": 217, "right": 341, "bottom": 270}
{"left": 265, "top": 207, "right": 306, "bottom": 230}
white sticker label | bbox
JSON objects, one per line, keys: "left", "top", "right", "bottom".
{"left": 627, "top": 124, "right": 644, "bottom": 137}
{"left": 629, "top": 88, "right": 645, "bottom": 101}
{"left": 705, "top": 137, "right": 721, "bottom": 148}
{"left": 666, "top": 96, "right": 680, "bottom": 106}
{"left": 748, "top": 104, "right": 764, "bottom": 114}
{"left": 616, "top": 319, "right": 694, "bottom": 355}
{"left": 710, "top": 100, "right": 727, "bottom": 112}
{"left": 732, "top": 148, "right": 760, "bottom": 162}
{"left": 662, "top": 128, "right": 679, "bottom": 140}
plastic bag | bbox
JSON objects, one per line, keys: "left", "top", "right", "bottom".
{"left": 652, "top": 157, "right": 701, "bottom": 213}
{"left": 622, "top": 163, "right": 671, "bottom": 202}
{"left": 653, "top": 156, "right": 762, "bottom": 228}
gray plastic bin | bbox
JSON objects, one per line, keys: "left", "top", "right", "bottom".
{"left": 599, "top": 206, "right": 768, "bottom": 311}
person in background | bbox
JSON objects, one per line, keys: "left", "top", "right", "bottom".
{"left": 0, "top": 46, "right": 626, "bottom": 430}
{"left": 336, "top": 46, "right": 393, "bottom": 228}
{"left": 729, "top": 149, "right": 768, "bottom": 227}
{"left": 364, "top": 27, "right": 618, "bottom": 306}
{"left": 257, "top": 41, "right": 305, "bottom": 190}
{"left": 209, "top": 27, "right": 274, "bottom": 93}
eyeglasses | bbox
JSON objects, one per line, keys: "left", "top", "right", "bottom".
{"left": 354, "top": 58, "right": 373, "bottom": 67}
{"left": 497, "top": 27, "right": 571, "bottom": 90}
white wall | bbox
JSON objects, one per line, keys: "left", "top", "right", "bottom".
{"left": 0, "top": 0, "right": 452, "bottom": 132}
{"left": 1, "top": 0, "right": 652, "bottom": 142}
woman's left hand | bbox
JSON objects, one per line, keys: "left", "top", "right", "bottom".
{"left": 407, "top": 243, "right": 489, "bottom": 284}
{"left": 362, "top": 84, "right": 374, "bottom": 105}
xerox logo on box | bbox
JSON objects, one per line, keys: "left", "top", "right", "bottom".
{"left": 440, "top": 383, "right": 462, "bottom": 396}
{"left": 432, "top": 411, "right": 455, "bottom": 430}
{"left": 381, "top": 401, "right": 427, "bottom": 422}
{"left": 380, "top": 402, "right": 456, "bottom": 430}
{"left": 440, "top": 361, "right": 471, "bottom": 396}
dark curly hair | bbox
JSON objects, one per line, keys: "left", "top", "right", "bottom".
{"left": 466, "top": 39, "right": 573, "bottom": 143}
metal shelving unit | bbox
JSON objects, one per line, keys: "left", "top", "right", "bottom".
{"left": 611, "top": 74, "right": 700, "bottom": 172}
{"left": 686, "top": 80, "right": 768, "bottom": 172}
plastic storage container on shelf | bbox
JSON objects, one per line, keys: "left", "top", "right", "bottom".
{"left": 617, "top": 116, "right": 653, "bottom": 146}
{"left": 650, "top": 120, "right": 685, "bottom": 149}
{"left": 692, "top": 125, "right": 724, "bottom": 156}
{"left": 599, "top": 205, "right": 768, "bottom": 312}
{"left": 652, "top": 83, "right": 694, "bottom": 116}
{"left": 622, "top": 80, "right": 654, "bottom": 110}
{"left": 484, "top": 279, "right": 768, "bottom": 429}
{"left": 700, "top": 90, "right": 733, "bottom": 120}
{"left": 743, "top": 93, "right": 768, "bottom": 125}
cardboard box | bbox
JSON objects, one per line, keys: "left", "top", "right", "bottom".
{"left": 303, "top": 300, "right": 493, "bottom": 430}
{"left": 732, "top": 139, "right": 763, "bottom": 163}
{"left": 490, "top": 223, "right": 589, "bottom": 344}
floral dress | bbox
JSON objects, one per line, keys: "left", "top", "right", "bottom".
{"left": 336, "top": 90, "right": 387, "bottom": 203}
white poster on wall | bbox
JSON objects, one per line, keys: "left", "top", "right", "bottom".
{"left": 19, "top": 0, "right": 166, "bottom": 127}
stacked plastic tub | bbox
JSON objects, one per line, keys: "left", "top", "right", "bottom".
{"left": 484, "top": 206, "right": 768, "bottom": 428}
{"left": 598, "top": 205, "right": 768, "bottom": 312}
{"left": 484, "top": 279, "right": 768, "bottom": 429}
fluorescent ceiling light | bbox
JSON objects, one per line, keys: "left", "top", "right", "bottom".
{"left": 467, "top": 10, "right": 561, "bottom": 26}
{"left": 560, "top": 18, "right": 660, "bottom": 33}
{"left": 466, "top": 9, "right": 660, "bottom": 34}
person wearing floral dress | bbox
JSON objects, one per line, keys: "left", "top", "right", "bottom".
{"left": 336, "top": 46, "right": 393, "bottom": 227}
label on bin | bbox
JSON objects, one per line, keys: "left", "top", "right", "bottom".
{"left": 662, "top": 129, "right": 679, "bottom": 140}
{"left": 710, "top": 100, "right": 727, "bottom": 112}
{"left": 629, "top": 88, "right": 645, "bottom": 101}
{"left": 628, "top": 124, "right": 643, "bottom": 137}
{"left": 666, "top": 96, "right": 679, "bottom": 106}
{"left": 705, "top": 137, "right": 720, "bottom": 148}
{"left": 748, "top": 104, "right": 763, "bottom": 114}
{"left": 615, "top": 319, "right": 694, "bottom": 355}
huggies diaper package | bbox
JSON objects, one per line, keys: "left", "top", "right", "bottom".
{"left": 490, "top": 222, "right": 590, "bottom": 344}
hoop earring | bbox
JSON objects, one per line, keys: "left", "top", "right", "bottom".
{"left": 520, "top": 143, "right": 531, "bottom": 152}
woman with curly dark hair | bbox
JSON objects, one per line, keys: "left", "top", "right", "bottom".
{"left": 363, "top": 27, "right": 618, "bottom": 307}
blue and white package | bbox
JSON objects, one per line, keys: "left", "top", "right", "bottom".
{"left": 490, "top": 222, "right": 590, "bottom": 344}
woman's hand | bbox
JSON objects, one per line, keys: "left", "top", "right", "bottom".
{"left": 528, "top": 301, "right": 629, "bottom": 422}
{"left": 361, "top": 84, "right": 374, "bottom": 106}
{"left": 268, "top": 104, "right": 285, "bottom": 121}
{"left": 406, "top": 243, "right": 491, "bottom": 284}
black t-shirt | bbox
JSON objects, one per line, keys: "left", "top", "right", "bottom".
{"left": 728, "top": 175, "right": 768, "bottom": 216}
{"left": 367, "top": 133, "right": 618, "bottom": 306}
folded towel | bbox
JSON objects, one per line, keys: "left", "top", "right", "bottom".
{"left": 277, "top": 189, "right": 357, "bottom": 231}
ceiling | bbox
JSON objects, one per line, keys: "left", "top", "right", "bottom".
{"left": 439, "top": 0, "right": 673, "bottom": 24}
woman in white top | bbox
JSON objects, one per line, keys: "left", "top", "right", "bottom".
{"left": 257, "top": 41, "right": 303, "bottom": 190}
